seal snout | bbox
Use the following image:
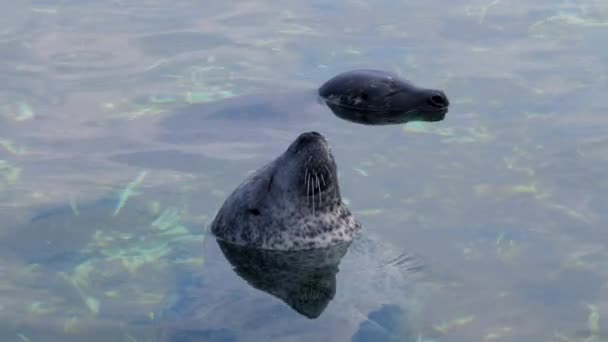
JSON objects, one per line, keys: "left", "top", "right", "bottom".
{"left": 292, "top": 131, "right": 327, "bottom": 152}
{"left": 298, "top": 131, "right": 324, "bottom": 143}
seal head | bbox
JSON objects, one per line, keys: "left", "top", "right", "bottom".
{"left": 210, "top": 132, "right": 361, "bottom": 250}
{"left": 318, "top": 69, "right": 449, "bottom": 125}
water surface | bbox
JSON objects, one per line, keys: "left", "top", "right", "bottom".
{"left": 0, "top": 0, "right": 607, "bottom": 341}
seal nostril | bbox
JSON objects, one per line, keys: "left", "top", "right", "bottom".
{"left": 428, "top": 94, "right": 448, "bottom": 108}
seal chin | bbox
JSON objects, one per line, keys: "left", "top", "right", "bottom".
{"left": 415, "top": 108, "right": 448, "bottom": 122}
{"left": 301, "top": 152, "right": 336, "bottom": 200}
{"left": 285, "top": 132, "right": 338, "bottom": 201}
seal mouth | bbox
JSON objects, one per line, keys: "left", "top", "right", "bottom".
{"left": 304, "top": 157, "right": 334, "bottom": 196}
{"left": 417, "top": 107, "right": 448, "bottom": 122}
{"left": 286, "top": 132, "right": 337, "bottom": 212}
{"left": 302, "top": 152, "right": 336, "bottom": 215}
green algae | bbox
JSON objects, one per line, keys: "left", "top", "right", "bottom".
{"left": 587, "top": 304, "right": 600, "bottom": 337}
{"left": 530, "top": 8, "right": 608, "bottom": 38}
{"left": 84, "top": 296, "right": 100, "bottom": 314}
{"left": 465, "top": 0, "right": 502, "bottom": 24}
{"left": 125, "top": 334, "right": 139, "bottom": 342}
{"left": 70, "top": 259, "right": 95, "bottom": 290}
{"left": 87, "top": 205, "right": 205, "bottom": 274}
{"left": 0, "top": 160, "right": 21, "bottom": 184}
{"left": 69, "top": 197, "right": 79, "bottom": 216}
{"left": 39, "top": 194, "right": 209, "bottom": 322}
{"left": 143, "top": 58, "right": 169, "bottom": 72}
{"left": 554, "top": 304, "right": 602, "bottom": 342}
{"left": 484, "top": 326, "right": 512, "bottom": 340}
{"left": 123, "top": 104, "right": 166, "bottom": 119}
{"left": 61, "top": 261, "right": 102, "bottom": 315}
{"left": 0, "top": 159, "right": 21, "bottom": 195}
{"left": 403, "top": 122, "right": 493, "bottom": 144}
{"left": 16, "top": 333, "right": 29, "bottom": 342}
{"left": 63, "top": 316, "right": 79, "bottom": 334}
{"left": 151, "top": 208, "right": 182, "bottom": 231}
{"left": 113, "top": 171, "right": 148, "bottom": 216}
{"left": 564, "top": 246, "right": 605, "bottom": 273}
{"left": 433, "top": 314, "right": 475, "bottom": 334}
{"left": 17, "top": 102, "right": 34, "bottom": 120}
{"left": 355, "top": 209, "right": 385, "bottom": 217}
{"left": 31, "top": 7, "right": 59, "bottom": 14}
{"left": 473, "top": 182, "right": 546, "bottom": 198}
{"left": 278, "top": 23, "right": 319, "bottom": 36}
{"left": 403, "top": 121, "right": 428, "bottom": 133}
{"left": 185, "top": 91, "right": 212, "bottom": 104}
{"left": 0, "top": 139, "right": 27, "bottom": 155}
{"left": 353, "top": 167, "right": 369, "bottom": 177}
{"left": 0, "top": 101, "right": 35, "bottom": 122}
{"left": 29, "top": 301, "right": 55, "bottom": 315}
{"left": 495, "top": 234, "right": 521, "bottom": 263}
{"left": 117, "top": 88, "right": 238, "bottom": 120}
{"left": 99, "top": 235, "right": 173, "bottom": 274}
{"left": 104, "top": 290, "right": 119, "bottom": 298}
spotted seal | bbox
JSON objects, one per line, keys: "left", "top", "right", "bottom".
{"left": 210, "top": 131, "right": 361, "bottom": 250}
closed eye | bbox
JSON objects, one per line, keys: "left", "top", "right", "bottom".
{"left": 248, "top": 208, "right": 261, "bottom": 216}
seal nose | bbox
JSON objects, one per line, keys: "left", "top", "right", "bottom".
{"left": 297, "top": 131, "right": 323, "bottom": 143}
{"left": 293, "top": 131, "right": 326, "bottom": 152}
{"left": 427, "top": 90, "right": 449, "bottom": 109}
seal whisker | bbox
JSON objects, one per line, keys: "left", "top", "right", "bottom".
{"left": 323, "top": 164, "right": 332, "bottom": 179}
{"left": 306, "top": 174, "right": 310, "bottom": 206}
{"left": 306, "top": 168, "right": 311, "bottom": 205}
{"left": 315, "top": 173, "right": 321, "bottom": 206}
{"left": 312, "top": 174, "right": 316, "bottom": 215}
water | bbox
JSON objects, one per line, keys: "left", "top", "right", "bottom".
{"left": 0, "top": 0, "right": 607, "bottom": 341}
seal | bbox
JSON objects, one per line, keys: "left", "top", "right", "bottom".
{"left": 318, "top": 69, "right": 449, "bottom": 125}
{"left": 210, "top": 131, "right": 361, "bottom": 250}
{"left": 156, "top": 70, "right": 449, "bottom": 149}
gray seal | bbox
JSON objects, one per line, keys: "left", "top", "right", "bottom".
{"left": 210, "top": 131, "right": 361, "bottom": 250}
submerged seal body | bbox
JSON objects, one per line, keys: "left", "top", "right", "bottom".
{"left": 319, "top": 69, "right": 449, "bottom": 125}
{"left": 210, "top": 131, "right": 361, "bottom": 250}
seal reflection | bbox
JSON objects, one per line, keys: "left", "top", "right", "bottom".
{"left": 216, "top": 239, "right": 352, "bottom": 319}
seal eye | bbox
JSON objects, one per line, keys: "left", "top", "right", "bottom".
{"left": 360, "top": 93, "right": 368, "bottom": 100}
{"left": 248, "top": 208, "right": 261, "bottom": 216}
